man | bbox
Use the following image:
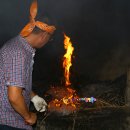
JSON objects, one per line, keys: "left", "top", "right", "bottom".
{"left": 0, "top": 0, "right": 56, "bottom": 130}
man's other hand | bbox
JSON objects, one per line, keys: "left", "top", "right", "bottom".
{"left": 24, "top": 112, "right": 37, "bottom": 125}
{"left": 31, "top": 95, "right": 47, "bottom": 112}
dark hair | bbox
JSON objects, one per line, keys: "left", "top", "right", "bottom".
{"left": 31, "top": 26, "right": 45, "bottom": 34}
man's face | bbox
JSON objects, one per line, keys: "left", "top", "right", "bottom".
{"left": 36, "top": 32, "right": 53, "bottom": 48}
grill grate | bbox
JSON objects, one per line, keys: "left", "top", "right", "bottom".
{"left": 34, "top": 108, "right": 128, "bottom": 130}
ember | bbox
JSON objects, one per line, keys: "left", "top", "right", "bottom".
{"left": 47, "top": 86, "right": 80, "bottom": 115}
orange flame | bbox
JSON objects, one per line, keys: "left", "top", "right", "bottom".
{"left": 63, "top": 34, "right": 74, "bottom": 86}
{"left": 47, "top": 34, "right": 80, "bottom": 114}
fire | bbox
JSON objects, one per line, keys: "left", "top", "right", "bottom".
{"left": 47, "top": 34, "right": 80, "bottom": 115}
{"left": 47, "top": 86, "right": 80, "bottom": 115}
{"left": 63, "top": 34, "right": 74, "bottom": 86}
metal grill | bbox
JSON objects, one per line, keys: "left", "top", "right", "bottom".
{"left": 34, "top": 108, "right": 127, "bottom": 130}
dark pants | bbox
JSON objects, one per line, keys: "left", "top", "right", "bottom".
{"left": 0, "top": 125, "right": 26, "bottom": 130}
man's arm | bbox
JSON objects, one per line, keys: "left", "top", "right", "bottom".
{"left": 8, "top": 86, "right": 37, "bottom": 125}
{"left": 8, "top": 86, "right": 30, "bottom": 119}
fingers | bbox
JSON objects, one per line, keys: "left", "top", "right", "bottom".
{"left": 24, "top": 112, "right": 37, "bottom": 126}
{"left": 36, "top": 102, "right": 47, "bottom": 112}
{"left": 25, "top": 121, "right": 34, "bottom": 126}
{"left": 43, "top": 100, "right": 47, "bottom": 106}
{"left": 39, "top": 105, "right": 46, "bottom": 112}
{"left": 25, "top": 121, "right": 31, "bottom": 125}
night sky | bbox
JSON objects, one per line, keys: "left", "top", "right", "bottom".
{"left": 0, "top": 0, "right": 130, "bottom": 83}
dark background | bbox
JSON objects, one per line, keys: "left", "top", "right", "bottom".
{"left": 0, "top": 0, "right": 130, "bottom": 83}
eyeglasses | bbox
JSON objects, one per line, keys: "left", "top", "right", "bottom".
{"left": 49, "top": 37, "right": 54, "bottom": 42}
{"left": 48, "top": 33, "right": 54, "bottom": 42}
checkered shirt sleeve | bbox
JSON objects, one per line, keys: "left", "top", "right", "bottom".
{"left": 6, "top": 51, "right": 26, "bottom": 89}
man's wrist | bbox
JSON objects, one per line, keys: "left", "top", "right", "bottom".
{"left": 31, "top": 95, "right": 39, "bottom": 103}
{"left": 24, "top": 112, "right": 31, "bottom": 120}
{"left": 31, "top": 91, "right": 37, "bottom": 99}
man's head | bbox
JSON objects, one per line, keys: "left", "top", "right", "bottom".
{"left": 25, "top": 17, "right": 55, "bottom": 48}
{"left": 20, "top": 0, "right": 56, "bottom": 48}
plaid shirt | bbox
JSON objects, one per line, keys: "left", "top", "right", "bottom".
{"left": 0, "top": 35, "right": 36, "bottom": 130}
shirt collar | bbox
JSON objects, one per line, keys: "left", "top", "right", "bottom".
{"left": 18, "top": 35, "right": 36, "bottom": 54}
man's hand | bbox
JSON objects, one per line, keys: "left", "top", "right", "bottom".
{"left": 31, "top": 95, "right": 47, "bottom": 112}
{"left": 24, "top": 112, "right": 37, "bottom": 126}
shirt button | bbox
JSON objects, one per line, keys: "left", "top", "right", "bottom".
{"left": 32, "top": 60, "right": 34, "bottom": 64}
{"left": 6, "top": 81, "right": 10, "bottom": 85}
{"left": 32, "top": 53, "right": 35, "bottom": 57}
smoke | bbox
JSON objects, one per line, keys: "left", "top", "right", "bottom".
{"left": 0, "top": 0, "right": 130, "bottom": 81}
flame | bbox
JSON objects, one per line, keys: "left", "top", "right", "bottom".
{"left": 63, "top": 34, "right": 74, "bottom": 86}
{"left": 47, "top": 34, "right": 80, "bottom": 114}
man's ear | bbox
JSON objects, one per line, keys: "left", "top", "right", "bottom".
{"left": 41, "top": 32, "right": 48, "bottom": 40}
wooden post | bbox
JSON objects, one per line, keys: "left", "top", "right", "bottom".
{"left": 126, "top": 66, "right": 130, "bottom": 107}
